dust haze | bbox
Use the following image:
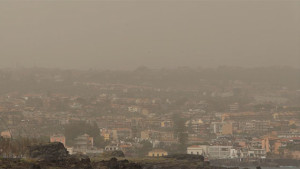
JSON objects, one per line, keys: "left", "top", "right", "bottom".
{"left": 1, "top": 0, "right": 300, "bottom": 168}
{"left": 0, "top": 0, "right": 299, "bottom": 70}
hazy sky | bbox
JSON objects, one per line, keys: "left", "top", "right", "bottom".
{"left": 0, "top": 0, "right": 299, "bottom": 70}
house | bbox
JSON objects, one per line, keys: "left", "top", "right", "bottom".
{"left": 161, "top": 120, "right": 173, "bottom": 128}
{"left": 248, "top": 138, "right": 263, "bottom": 150}
{"left": 86, "top": 148, "right": 104, "bottom": 155}
{"left": 210, "top": 122, "right": 233, "bottom": 135}
{"left": 185, "top": 119, "right": 205, "bottom": 134}
{"left": 261, "top": 137, "right": 282, "bottom": 154}
{"left": 103, "top": 133, "right": 110, "bottom": 141}
{"left": 154, "top": 131, "right": 177, "bottom": 145}
{"left": 100, "top": 130, "right": 110, "bottom": 141}
{"left": 0, "top": 130, "right": 12, "bottom": 139}
{"left": 148, "top": 149, "right": 168, "bottom": 157}
{"left": 248, "top": 149, "right": 266, "bottom": 158}
{"left": 210, "top": 122, "right": 223, "bottom": 134}
{"left": 187, "top": 145, "right": 207, "bottom": 155}
{"left": 158, "top": 131, "right": 174, "bottom": 141}
{"left": 141, "top": 130, "right": 151, "bottom": 140}
{"left": 284, "top": 149, "right": 300, "bottom": 159}
{"left": 222, "top": 112, "right": 271, "bottom": 121}
{"left": 50, "top": 134, "right": 66, "bottom": 147}
{"left": 74, "top": 134, "right": 93, "bottom": 153}
{"left": 187, "top": 134, "right": 205, "bottom": 144}
{"left": 142, "top": 108, "right": 150, "bottom": 116}
{"left": 119, "top": 144, "right": 133, "bottom": 153}
{"left": 112, "top": 128, "right": 132, "bottom": 140}
{"left": 277, "top": 131, "right": 300, "bottom": 138}
{"left": 230, "top": 149, "right": 238, "bottom": 158}
{"left": 66, "top": 147, "right": 74, "bottom": 155}
{"left": 273, "top": 112, "right": 298, "bottom": 120}
{"left": 105, "top": 145, "right": 120, "bottom": 151}
{"left": 128, "top": 106, "right": 141, "bottom": 113}
{"left": 222, "top": 123, "right": 233, "bottom": 135}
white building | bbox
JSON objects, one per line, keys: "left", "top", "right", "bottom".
{"left": 208, "top": 146, "right": 232, "bottom": 159}
{"left": 66, "top": 147, "right": 74, "bottom": 155}
{"left": 248, "top": 149, "right": 266, "bottom": 158}
{"left": 187, "top": 145, "right": 208, "bottom": 155}
{"left": 105, "top": 145, "right": 120, "bottom": 151}
{"left": 187, "top": 145, "right": 236, "bottom": 159}
{"left": 128, "top": 106, "right": 141, "bottom": 113}
{"left": 210, "top": 122, "right": 223, "bottom": 134}
{"left": 230, "top": 149, "right": 238, "bottom": 158}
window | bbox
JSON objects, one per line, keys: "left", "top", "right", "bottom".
{"left": 221, "top": 148, "right": 229, "bottom": 151}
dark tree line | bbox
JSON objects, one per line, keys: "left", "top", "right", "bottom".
{"left": 63, "top": 121, "right": 105, "bottom": 148}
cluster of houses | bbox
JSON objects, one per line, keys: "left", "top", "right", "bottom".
{"left": 48, "top": 131, "right": 300, "bottom": 160}
{"left": 46, "top": 112, "right": 300, "bottom": 160}
{"left": 0, "top": 69, "right": 300, "bottom": 160}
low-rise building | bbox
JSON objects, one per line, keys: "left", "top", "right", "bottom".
{"left": 208, "top": 146, "right": 232, "bottom": 159}
{"left": 284, "top": 149, "right": 300, "bottom": 160}
{"left": 66, "top": 147, "right": 74, "bottom": 155}
{"left": 74, "top": 134, "right": 94, "bottom": 153}
{"left": 248, "top": 149, "right": 266, "bottom": 158}
{"left": 148, "top": 149, "right": 168, "bottom": 157}
{"left": 50, "top": 134, "right": 66, "bottom": 147}
{"left": 141, "top": 130, "right": 151, "bottom": 140}
{"left": 0, "top": 130, "right": 12, "bottom": 139}
{"left": 187, "top": 145, "right": 236, "bottom": 159}
{"left": 187, "top": 145, "right": 207, "bottom": 155}
{"left": 105, "top": 145, "right": 120, "bottom": 151}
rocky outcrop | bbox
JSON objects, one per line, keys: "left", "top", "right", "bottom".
{"left": 65, "top": 154, "right": 93, "bottom": 169}
{"left": 29, "top": 164, "right": 41, "bottom": 169}
{"left": 102, "top": 150, "right": 125, "bottom": 158}
{"left": 4, "top": 146, "right": 286, "bottom": 169}
{"left": 28, "top": 142, "right": 69, "bottom": 162}
{"left": 89, "top": 157, "right": 145, "bottom": 169}
{"left": 1, "top": 157, "right": 244, "bottom": 169}
{"left": 164, "top": 154, "right": 205, "bottom": 161}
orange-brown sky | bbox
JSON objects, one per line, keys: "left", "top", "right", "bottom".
{"left": 0, "top": 0, "right": 299, "bottom": 70}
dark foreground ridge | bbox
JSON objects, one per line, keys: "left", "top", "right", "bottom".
{"left": 0, "top": 143, "right": 244, "bottom": 169}
{"left": 28, "top": 142, "right": 69, "bottom": 162}
{"left": 0, "top": 157, "right": 241, "bottom": 169}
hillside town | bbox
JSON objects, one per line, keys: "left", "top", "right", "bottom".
{"left": 0, "top": 67, "right": 299, "bottom": 161}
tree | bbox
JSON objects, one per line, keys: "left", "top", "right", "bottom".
{"left": 137, "top": 140, "right": 153, "bottom": 156}
{"left": 290, "top": 124, "right": 297, "bottom": 129}
{"left": 187, "top": 120, "right": 194, "bottom": 134}
{"left": 64, "top": 121, "right": 103, "bottom": 147}
{"left": 93, "top": 135, "right": 106, "bottom": 148}
{"left": 178, "top": 132, "right": 188, "bottom": 146}
{"left": 26, "top": 98, "right": 43, "bottom": 108}
{"left": 172, "top": 114, "right": 188, "bottom": 153}
{"left": 173, "top": 114, "right": 187, "bottom": 136}
{"left": 0, "top": 136, "right": 47, "bottom": 157}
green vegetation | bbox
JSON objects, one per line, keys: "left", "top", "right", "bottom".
{"left": 63, "top": 121, "right": 106, "bottom": 147}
